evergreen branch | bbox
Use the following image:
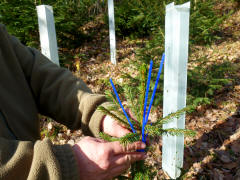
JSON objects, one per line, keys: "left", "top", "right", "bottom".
{"left": 106, "top": 104, "right": 120, "bottom": 111}
{"left": 105, "top": 89, "right": 136, "bottom": 125}
{"left": 97, "top": 106, "right": 131, "bottom": 128}
{"left": 105, "top": 87, "right": 142, "bottom": 131}
{"left": 105, "top": 90, "right": 121, "bottom": 110}
{"left": 98, "top": 105, "right": 141, "bottom": 131}
{"left": 145, "top": 126, "right": 196, "bottom": 137}
{"left": 131, "top": 160, "right": 155, "bottom": 180}
{"left": 139, "top": 63, "right": 147, "bottom": 125}
{"left": 110, "top": 108, "right": 129, "bottom": 122}
{"left": 151, "top": 105, "right": 196, "bottom": 126}
{"left": 106, "top": 104, "right": 128, "bottom": 121}
{"left": 99, "top": 132, "right": 118, "bottom": 142}
{"left": 109, "top": 78, "right": 137, "bottom": 133}
{"left": 99, "top": 132, "right": 141, "bottom": 147}
{"left": 119, "top": 133, "right": 141, "bottom": 147}
{"left": 123, "top": 86, "right": 139, "bottom": 121}
{"left": 107, "top": 104, "right": 132, "bottom": 125}
{"left": 112, "top": 108, "right": 141, "bottom": 131}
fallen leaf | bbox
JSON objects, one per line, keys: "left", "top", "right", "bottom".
{"left": 224, "top": 162, "right": 238, "bottom": 170}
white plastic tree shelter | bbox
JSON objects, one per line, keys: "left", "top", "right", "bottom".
{"left": 37, "top": 5, "right": 59, "bottom": 66}
{"left": 107, "top": 0, "right": 117, "bottom": 65}
{"left": 162, "top": 2, "right": 190, "bottom": 179}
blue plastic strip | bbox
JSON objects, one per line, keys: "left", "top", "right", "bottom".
{"left": 141, "top": 60, "right": 153, "bottom": 143}
{"left": 144, "top": 53, "right": 165, "bottom": 127}
{"left": 109, "top": 78, "right": 136, "bottom": 133}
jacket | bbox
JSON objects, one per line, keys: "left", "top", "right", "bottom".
{"left": 0, "top": 24, "right": 107, "bottom": 180}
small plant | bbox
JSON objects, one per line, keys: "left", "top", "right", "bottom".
{"left": 98, "top": 55, "right": 196, "bottom": 179}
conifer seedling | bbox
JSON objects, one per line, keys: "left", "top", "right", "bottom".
{"left": 98, "top": 53, "right": 196, "bottom": 179}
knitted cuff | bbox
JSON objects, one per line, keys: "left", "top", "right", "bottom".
{"left": 52, "top": 144, "right": 79, "bottom": 180}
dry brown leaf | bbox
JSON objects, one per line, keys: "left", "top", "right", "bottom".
{"left": 224, "top": 162, "right": 239, "bottom": 170}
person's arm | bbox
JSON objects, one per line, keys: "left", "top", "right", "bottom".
{"left": 0, "top": 25, "right": 145, "bottom": 180}
{"left": 9, "top": 30, "right": 106, "bottom": 137}
{"left": 0, "top": 137, "right": 79, "bottom": 180}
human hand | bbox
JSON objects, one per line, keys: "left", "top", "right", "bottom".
{"left": 72, "top": 136, "right": 146, "bottom": 180}
{"left": 102, "top": 115, "right": 131, "bottom": 137}
{"left": 102, "top": 115, "right": 149, "bottom": 144}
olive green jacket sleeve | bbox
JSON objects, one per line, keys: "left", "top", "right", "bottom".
{"left": 12, "top": 34, "right": 106, "bottom": 137}
{"left": 0, "top": 138, "right": 79, "bottom": 180}
{"left": 0, "top": 24, "right": 107, "bottom": 179}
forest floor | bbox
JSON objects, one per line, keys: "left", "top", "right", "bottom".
{"left": 40, "top": 2, "right": 240, "bottom": 179}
